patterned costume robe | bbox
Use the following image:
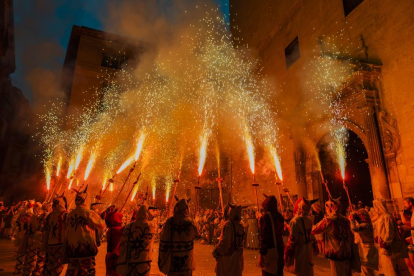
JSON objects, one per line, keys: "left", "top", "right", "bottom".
{"left": 117, "top": 205, "right": 156, "bottom": 276}
{"left": 14, "top": 205, "right": 34, "bottom": 274}
{"left": 23, "top": 206, "right": 47, "bottom": 276}
{"left": 64, "top": 188, "right": 105, "bottom": 276}
{"left": 213, "top": 204, "right": 244, "bottom": 276}
{"left": 43, "top": 198, "right": 68, "bottom": 276}
{"left": 312, "top": 201, "right": 353, "bottom": 276}
{"left": 349, "top": 209, "right": 378, "bottom": 276}
{"left": 259, "top": 195, "right": 285, "bottom": 276}
{"left": 158, "top": 198, "right": 198, "bottom": 276}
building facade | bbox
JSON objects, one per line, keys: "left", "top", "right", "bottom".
{"left": 0, "top": 0, "right": 43, "bottom": 202}
{"left": 229, "top": 0, "right": 414, "bottom": 209}
{"left": 61, "top": 26, "right": 146, "bottom": 129}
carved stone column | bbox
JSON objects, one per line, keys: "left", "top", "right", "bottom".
{"left": 359, "top": 104, "right": 390, "bottom": 199}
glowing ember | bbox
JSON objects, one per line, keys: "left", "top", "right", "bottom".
{"left": 131, "top": 185, "right": 139, "bottom": 201}
{"left": 245, "top": 136, "right": 255, "bottom": 174}
{"left": 56, "top": 156, "right": 62, "bottom": 177}
{"left": 270, "top": 146, "right": 283, "bottom": 181}
{"left": 84, "top": 152, "right": 97, "bottom": 180}
{"left": 45, "top": 167, "right": 51, "bottom": 190}
{"left": 198, "top": 134, "right": 208, "bottom": 176}
{"left": 117, "top": 156, "right": 134, "bottom": 174}
{"left": 74, "top": 146, "right": 84, "bottom": 170}
{"left": 66, "top": 159, "right": 75, "bottom": 179}
{"left": 68, "top": 178, "right": 74, "bottom": 190}
{"left": 134, "top": 133, "right": 146, "bottom": 161}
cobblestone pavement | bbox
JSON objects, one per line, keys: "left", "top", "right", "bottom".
{"left": 0, "top": 238, "right": 355, "bottom": 275}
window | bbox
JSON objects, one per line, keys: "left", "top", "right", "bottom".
{"left": 342, "top": 0, "right": 364, "bottom": 16}
{"left": 285, "top": 36, "right": 300, "bottom": 69}
{"left": 101, "top": 52, "right": 129, "bottom": 70}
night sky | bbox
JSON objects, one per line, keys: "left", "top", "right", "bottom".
{"left": 11, "top": 0, "right": 229, "bottom": 103}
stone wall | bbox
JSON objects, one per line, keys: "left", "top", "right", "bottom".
{"left": 230, "top": 0, "right": 414, "bottom": 204}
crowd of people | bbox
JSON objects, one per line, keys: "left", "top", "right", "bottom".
{"left": 1, "top": 188, "right": 414, "bottom": 276}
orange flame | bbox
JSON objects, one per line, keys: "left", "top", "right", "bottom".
{"left": 131, "top": 185, "right": 139, "bottom": 201}
{"left": 245, "top": 136, "right": 255, "bottom": 174}
{"left": 153, "top": 186, "right": 156, "bottom": 200}
{"left": 56, "top": 156, "right": 62, "bottom": 177}
{"left": 74, "top": 146, "right": 84, "bottom": 170}
{"left": 84, "top": 152, "right": 97, "bottom": 180}
{"left": 68, "top": 178, "right": 74, "bottom": 190}
{"left": 117, "top": 156, "right": 134, "bottom": 174}
{"left": 134, "top": 133, "right": 146, "bottom": 161}
{"left": 110, "top": 182, "right": 113, "bottom": 192}
{"left": 270, "top": 146, "right": 283, "bottom": 181}
{"left": 198, "top": 134, "right": 208, "bottom": 176}
{"left": 46, "top": 167, "right": 51, "bottom": 190}
{"left": 66, "top": 159, "right": 75, "bottom": 179}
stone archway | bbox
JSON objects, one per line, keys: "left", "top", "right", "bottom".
{"left": 317, "top": 130, "right": 374, "bottom": 210}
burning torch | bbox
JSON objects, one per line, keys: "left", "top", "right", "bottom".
{"left": 168, "top": 170, "right": 181, "bottom": 216}
{"left": 119, "top": 172, "right": 141, "bottom": 211}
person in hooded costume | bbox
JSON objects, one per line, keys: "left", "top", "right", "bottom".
{"left": 373, "top": 198, "right": 407, "bottom": 276}
{"left": 284, "top": 197, "right": 318, "bottom": 276}
{"left": 100, "top": 205, "right": 123, "bottom": 276}
{"left": 116, "top": 204, "right": 157, "bottom": 276}
{"left": 43, "top": 192, "right": 69, "bottom": 276}
{"left": 64, "top": 185, "right": 105, "bottom": 276}
{"left": 258, "top": 195, "right": 285, "bottom": 276}
{"left": 14, "top": 199, "right": 35, "bottom": 274}
{"left": 212, "top": 203, "right": 245, "bottom": 276}
{"left": 158, "top": 197, "right": 198, "bottom": 276}
{"left": 23, "top": 202, "right": 49, "bottom": 276}
{"left": 311, "top": 199, "right": 353, "bottom": 276}
{"left": 348, "top": 207, "right": 378, "bottom": 276}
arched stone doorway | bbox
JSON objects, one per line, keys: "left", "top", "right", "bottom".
{"left": 318, "top": 130, "right": 374, "bottom": 211}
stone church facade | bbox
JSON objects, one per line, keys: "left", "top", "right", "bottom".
{"left": 229, "top": 0, "right": 414, "bottom": 209}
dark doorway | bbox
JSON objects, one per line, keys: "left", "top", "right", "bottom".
{"left": 318, "top": 130, "right": 373, "bottom": 212}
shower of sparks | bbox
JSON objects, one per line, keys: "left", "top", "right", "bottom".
{"left": 56, "top": 156, "right": 62, "bottom": 177}
{"left": 36, "top": 6, "right": 292, "bottom": 204}
{"left": 74, "top": 146, "right": 84, "bottom": 170}
{"left": 84, "top": 151, "right": 97, "bottom": 180}
{"left": 102, "top": 176, "right": 107, "bottom": 190}
{"left": 333, "top": 127, "right": 347, "bottom": 180}
{"left": 117, "top": 156, "right": 134, "bottom": 174}
{"left": 269, "top": 146, "right": 283, "bottom": 181}
{"left": 45, "top": 167, "right": 51, "bottom": 190}
{"left": 131, "top": 184, "right": 139, "bottom": 201}
{"left": 245, "top": 134, "right": 255, "bottom": 174}
{"left": 197, "top": 133, "right": 209, "bottom": 176}
{"left": 134, "top": 132, "right": 147, "bottom": 161}
{"left": 68, "top": 178, "right": 74, "bottom": 190}
{"left": 66, "top": 159, "right": 75, "bottom": 179}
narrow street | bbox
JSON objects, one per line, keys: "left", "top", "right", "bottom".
{"left": 0, "top": 238, "right": 336, "bottom": 276}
